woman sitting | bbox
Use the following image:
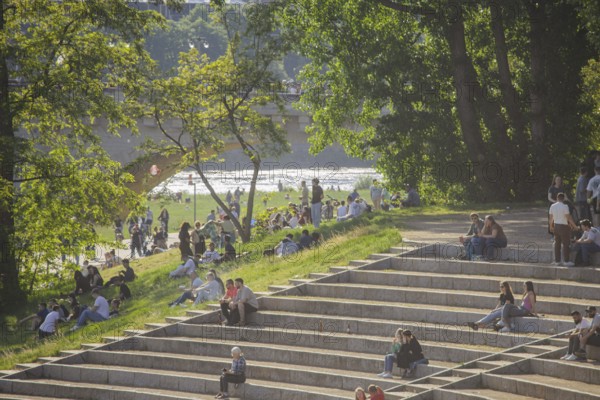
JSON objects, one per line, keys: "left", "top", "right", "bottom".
{"left": 467, "top": 281, "right": 514, "bottom": 330}
{"left": 377, "top": 328, "right": 404, "bottom": 378}
{"left": 498, "top": 281, "right": 538, "bottom": 333}
{"left": 354, "top": 387, "right": 367, "bottom": 400}
{"left": 396, "top": 330, "right": 428, "bottom": 378}
{"left": 471, "top": 215, "right": 508, "bottom": 260}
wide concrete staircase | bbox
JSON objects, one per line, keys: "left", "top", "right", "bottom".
{"left": 1, "top": 243, "right": 600, "bottom": 399}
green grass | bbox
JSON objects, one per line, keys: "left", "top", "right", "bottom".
{"left": 0, "top": 209, "right": 401, "bottom": 370}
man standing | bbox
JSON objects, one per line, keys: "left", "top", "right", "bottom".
{"left": 370, "top": 179, "right": 383, "bottom": 211}
{"left": 560, "top": 310, "right": 591, "bottom": 360}
{"left": 311, "top": 178, "right": 324, "bottom": 228}
{"left": 576, "top": 167, "right": 591, "bottom": 222}
{"left": 300, "top": 180, "right": 309, "bottom": 209}
{"left": 70, "top": 288, "right": 109, "bottom": 331}
{"left": 222, "top": 278, "right": 258, "bottom": 326}
{"left": 549, "top": 193, "right": 577, "bottom": 266}
{"left": 573, "top": 220, "right": 600, "bottom": 266}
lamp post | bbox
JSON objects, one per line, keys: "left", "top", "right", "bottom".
{"left": 188, "top": 174, "right": 197, "bottom": 223}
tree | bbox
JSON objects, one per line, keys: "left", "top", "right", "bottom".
{"left": 283, "top": 0, "right": 597, "bottom": 203}
{"left": 144, "top": 2, "right": 290, "bottom": 243}
{"left": 0, "top": 0, "right": 170, "bottom": 307}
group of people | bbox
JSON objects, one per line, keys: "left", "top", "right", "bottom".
{"left": 377, "top": 329, "right": 428, "bottom": 379}
{"left": 459, "top": 213, "right": 508, "bottom": 261}
{"left": 561, "top": 305, "right": 600, "bottom": 361}
{"left": 467, "top": 280, "right": 537, "bottom": 333}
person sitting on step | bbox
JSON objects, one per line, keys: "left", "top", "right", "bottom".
{"left": 471, "top": 215, "right": 508, "bottom": 261}
{"left": 354, "top": 387, "right": 367, "bottom": 400}
{"left": 575, "top": 306, "right": 600, "bottom": 359}
{"left": 467, "top": 281, "right": 514, "bottom": 330}
{"left": 572, "top": 219, "right": 600, "bottom": 267}
{"left": 396, "top": 330, "right": 428, "bottom": 378}
{"left": 215, "top": 347, "right": 246, "bottom": 399}
{"left": 367, "top": 384, "right": 385, "bottom": 400}
{"left": 459, "top": 213, "right": 484, "bottom": 261}
{"left": 377, "top": 328, "right": 404, "bottom": 379}
{"left": 498, "top": 281, "right": 538, "bottom": 333}
{"left": 560, "top": 310, "right": 591, "bottom": 360}
{"left": 221, "top": 278, "right": 258, "bottom": 326}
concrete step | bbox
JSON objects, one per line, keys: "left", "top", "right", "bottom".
{"left": 123, "top": 329, "right": 149, "bottom": 337}
{"left": 59, "top": 350, "right": 84, "bottom": 357}
{"left": 73, "top": 351, "right": 403, "bottom": 392}
{"left": 368, "top": 253, "right": 398, "bottom": 260}
{"left": 80, "top": 343, "right": 103, "bottom": 350}
{"left": 451, "top": 367, "right": 489, "bottom": 377}
{"left": 328, "top": 266, "right": 358, "bottom": 273}
{"left": 14, "top": 363, "right": 41, "bottom": 371}
{"left": 348, "top": 269, "right": 600, "bottom": 302}
{"left": 483, "top": 373, "right": 600, "bottom": 399}
{"left": 521, "top": 344, "right": 562, "bottom": 355}
{"left": 0, "top": 370, "right": 20, "bottom": 378}
{"left": 253, "top": 291, "right": 271, "bottom": 297}
{"left": 391, "top": 256, "right": 600, "bottom": 285}
{"left": 434, "top": 387, "right": 543, "bottom": 400}
{"left": 36, "top": 357, "right": 61, "bottom": 363}
{"left": 529, "top": 357, "right": 600, "bottom": 385}
{"left": 348, "top": 259, "right": 371, "bottom": 266}
{"left": 475, "top": 360, "right": 513, "bottom": 370}
{"left": 308, "top": 273, "right": 332, "bottom": 279}
{"left": 267, "top": 285, "right": 293, "bottom": 292}
{"left": 249, "top": 309, "right": 543, "bottom": 348}
{"left": 288, "top": 278, "right": 313, "bottom": 286}
{"left": 112, "top": 336, "right": 455, "bottom": 379}
{"left": 164, "top": 316, "right": 190, "bottom": 324}
{"left": 175, "top": 323, "right": 495, "bottom": 364}
{"left": 0, "top": 394, "right": 79, "bottom": 400}
{"left": 258, "top": 295, "right": 573, "bottom": 334}
{"left": 300, "top": 282, "right": 592, "bottom": 316}
{"left": 35, "top": 362, "right": 371, "bottom": 400}
{"left": 144, "top": 322, "right": 170, "bottom": 330}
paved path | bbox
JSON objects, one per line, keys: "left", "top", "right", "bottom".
{"left": 396, "top": 207, "right": 553, "bottom": 251}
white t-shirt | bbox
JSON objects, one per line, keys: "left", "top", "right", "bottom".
{"left": 191, "top": 277, "right": 204, "bottom": 289}
{"left": 576, "top": 319, "right": 591, "bottom": 330}
{"left": 337, "top": 206, "right": 347, "bottom": 218}
{"left": 549, "top": 202, "right": 570, "bottom": 225}
{"left": 202, "top": 250, "right": 221, "bottom": 262}
{"left": 94, "top": 296, "right": 110, "bottom": 319}
{"left": 586, "top": 175, "right": 600, "bottom": 198}
{"left": 591, "top": 314, "right": 600, "bottom": 330}
{"left": 39, "top": 311, "right": 61, "bottom": 333}
{"left": 288, "top": 216, "right": 299, "bottom": 228}
{"left": 582, "top": 228, "right": 600, "bottom": 247}
{"left": 183, "top": 258, "right": 196, "bottom": 275}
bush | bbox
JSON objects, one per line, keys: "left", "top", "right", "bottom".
{"left": 354, "top": 176, "right": 374, "bottom": 190}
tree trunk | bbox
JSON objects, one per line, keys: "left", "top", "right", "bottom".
{"left": 243, "top": 159, "right": 261, "bottom": 242}
{"left": 0, "top": 0, "right": 26, "bottom": 308}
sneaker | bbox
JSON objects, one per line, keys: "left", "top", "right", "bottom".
{"left": 499, "top": 326, "right": 511, "bottom": 333}
{"left": 215, "top": 393, "right": 223, "bottom": 399}
{"left": 69, "top": 325, "right": 81, "bottom": 332}
{"left": 381, "top": 373, "right": 393, "bottom": 379}
{"left": 467, "top": 322, "right": 479, "bottom": 331}
{"left": 377, "top": 372, "right": 387, "bottom": 377}
{"left": 169, "top": 304, "right": 177, "bottom": 308}
{"left": 179, "top": 304, "right": 187, "bottom": 308}
{"left": 560, "top": 353, "right": 571, "bottom": 360}
{"left": 565, "top": 354, "right": 579, "bottom": 361}
{"left": 551, "top": 261, "right": 563, "bottom": 266}
{"left": 221, "top": 393, "right": 229, "bottom": 399}
{"left": 563, "top": 261, "right": 575, "bottom": 267}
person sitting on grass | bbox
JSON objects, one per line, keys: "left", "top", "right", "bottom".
{"left": 65, "top": 295, "right": 81, "bottom": 322}
{"left": 168, "top": 271, "right": 204, "bottom": 308}
{"left": 38, "top": 305, "right": 61, "bottom": 340}
{"left": 298, "top": 229, "right": 313, "bottom": 249}
{"left": 215, "top": 347, "right": 246, "bottom": 400}
{"left": 367, "top": 384, "right": 385, "bottom": 400}
{"left": 275, "top": 233, "right": 299, "bottom": 257}
{"left": 116, "top": 278, "right": 132, "bottom": 301}
{"left": 220, "top": 235, "right": 236, "bottom": 263}
{"left": 169, "top": 254, "right": 199, "bottom": 278}
{"left": 71, "top": 270, "right": 91, "bottom": 296}
{"left": 18, "top": 302, "right": 49, "bottom": 331}
{"left": 201, "top": 242, "right": 221, "bottom": 264}
{"left": 70, "top": 288, "right": 110, "bottom": 331}
{"left": 192, "top": 272, "right": 222, "bottom": 305}
{"left": 210, "top": 269, "right": 226, "bottom": 295}
{"left": 109, "top": 299, "right": 121, "bottom": 318}
{"left": 377, "top": 328, "right": 404, "bottom": 379}
{"left": 467, "top": 281, "right": 514, "bottom": 331}
{"left": 396, "top": 330, "right": 428, "bottom": 378}
{"left": 87, "top": 266, "right": 104, "bottom": 289}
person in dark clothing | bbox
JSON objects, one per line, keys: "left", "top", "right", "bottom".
{"left": 178, "top": 222, "right": 194, "bottom": 261}
{"left": 66, "top": 295, "right": 81, "bottom": 321}
{"left": 298, "top": 229, "right": 312, "bottom": 249}
{"left": 396, "top": 330, "right": 428, "bottom": 378}
{"left": 130, "top": 225, "right": 143, "bottom": 258}
{"left": 120, "top": 259, "right": 136, "bottom": 282}
{"left": 221, "top": 235, "right": 236, "bottom": 262}
{"left": 73, "top": 270, "right": 91, "bottom": 295}
{"left": 88, "top": 266, "right": 104, "bottom": 289}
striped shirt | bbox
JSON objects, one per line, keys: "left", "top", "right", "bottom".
{"left": 231, "top": 356, "right": 246, "bottom": 375}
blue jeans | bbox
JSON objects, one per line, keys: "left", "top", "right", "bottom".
{"left": 384, "top": 353, "right": 396, "bottom": 372}
{"left": 484, "top": 238, "right": 507, "bottom": 259}
{"left": 475, "top": 308, "right": 502, "bottom": 326}
{"left": 311, "top": 202, "right": 322, "bottom": 228}
{"left": 409, "top": 358, "right": 429, "bottom": 371}
{"left": 501, "top": 304, "right": 530, "bottom": 329}
{"left": 172, "top": 291, "right": 194, "bottom": 306}
{"left": 77, "top": 309, "right": 107, "bottom": 327}
{"left": 581, "top": 242, "right": 600, "bottom": 265}
{"left": 463, "top": 239, "right": 474, "bottom": 260}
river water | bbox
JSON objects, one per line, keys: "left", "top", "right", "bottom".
{"left": 152, "top": 166, "right": 381, "bottom": 195}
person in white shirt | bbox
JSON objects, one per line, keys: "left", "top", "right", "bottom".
{"left": 169, "top": 255, "right": 199, "bottom": 278}
{"left": 193, "top": 272, "right": 222, "bottom": 305}
{"left": 70, "top": 288, "right": 109, "bottom": 331}
{"left": 81, "top": 260, "right": 90, "bottom": 278}
{"left": 575, "top": 306, "right": 600, "bottom": 359}
{"left": 287, "top": 213, "right": 299, "bottom": 229}
{"left": 169, "top": 271, "right": 204, "bottom": 307}
{"left": 573, "top": 219, "right": 600, "bottom": 266}
{"left": 201, "top": 242, "right": 221, "bottom": 264}
{"left": 39, "top": 305, "right": 61, "bottom": 339}
{"left": 336, "top": 201, "right": 348, "bottom": 221}
{"left": 349, "top": 199, "right": 362, "bottom": 218}
{"left": 587, "top": 166, "right": 600, "bottom": 226}
{"left": 548, "top": 193, "right": 577, "bottom": 266}
{"left": 561, "top": 310, "right": 591, "bottom": 360}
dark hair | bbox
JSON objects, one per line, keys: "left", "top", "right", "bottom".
{"left": 367, "top": 385, "right": 379, "bottom": 394}
{"left": 551, "top": 175, "right": 562, "bottom": 186}
{"left": 39, "top": 302, "right": 47, "bottom": 308}
{"left": 581, "top": 166, "right": 588, "bottom": 174}
{"left": 571, "top": 310, "right": 581, "bottom": 316}
{"left": 302, "top": 229, "right": 309, "bottom": 235}
{"left": 557, "top": 192, "right": 565, "bottom": 201}
{"left": 341, "top": 200, "right": 345, "bottom": 206}
{"left": 235, "top": 278, "right": 244, "bottom": 284}
{"left": 581, "top": 219, "right": 592, "bottom": 228}
{"left": 180, "top": 222, "right": 191, "bottom": 231}
{"left": 286, "top": 233, "right": 294, "bottom": 239}
{"left": 501, "top": 281, "right": 514, "bottom": 299}
{"left": 52, "top": 305, "right": 60, "bottom": 312}
{"left": 525, "top": 281, "right": 536, "bottom": 302}
{"left": 226, "top": 279, "right": 234, "bottom": 285}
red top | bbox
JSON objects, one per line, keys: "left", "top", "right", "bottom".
{"left": 225, "top": 286, "right": 238, "bottom": 299}
{"left": 369, "top": 388, "right": 385, "bottom": 400}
